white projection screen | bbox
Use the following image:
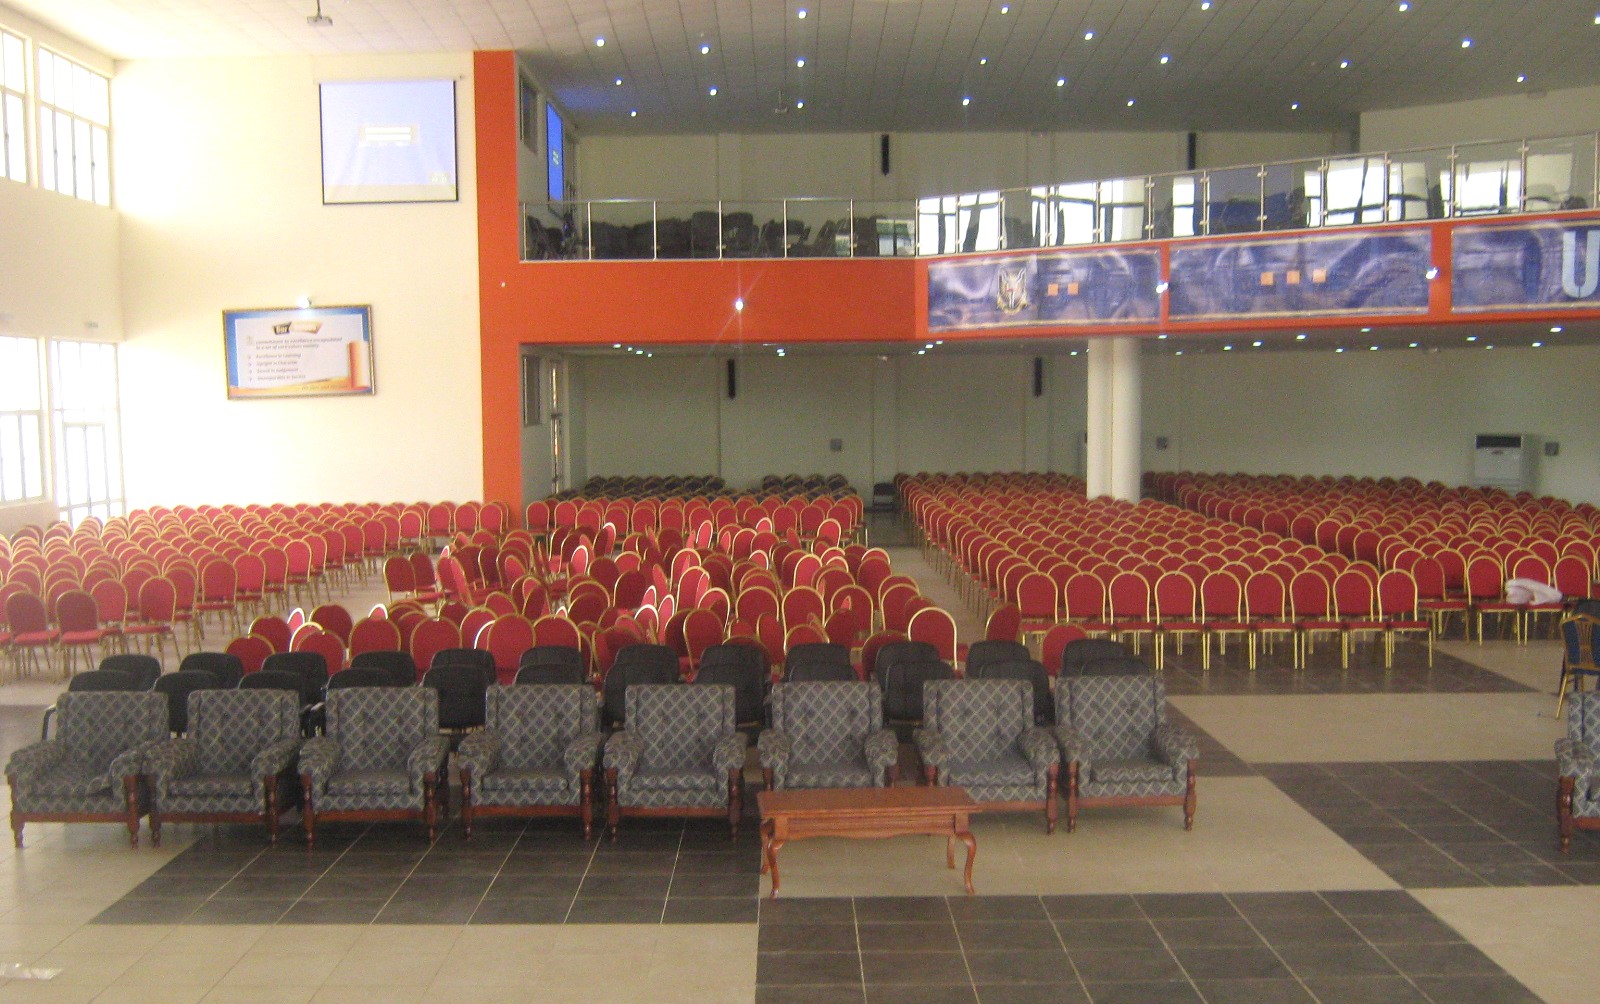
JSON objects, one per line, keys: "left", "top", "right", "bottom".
{"left": 319, "top": 79, "right": 458, "bottom": 204}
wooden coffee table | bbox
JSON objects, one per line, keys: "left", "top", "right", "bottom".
{"left": 757, "top": 787, "right": 980, "bottom": 898}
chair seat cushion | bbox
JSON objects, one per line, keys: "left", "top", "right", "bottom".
{"left": 327, "top": 768, "right": 410, "bottom": 797}
{"left": 12, "top": 630, "right": 59, "bottom": 646}
{"left": 33, "top": 765, "right": 113, "bottom": 798}
{"left": 169, "top": 774, "right": 253, "bottom": 798}
{"left": 944, "top": 756, "right": 1034, "bottom": 788}
{"left": 481, "top": 768, "right": 570, "bottom": 797}
{"left": 60, "top": 630, "right": 106, "bottom": 645}
{"left": 630, "top": 768, "right": 721, "bottom": 793}
{"left": 1090, "top": 759, "right": 1172, "bottom": 785}
{"left": 787, "top": 759, "right": 875, "bottom": 789}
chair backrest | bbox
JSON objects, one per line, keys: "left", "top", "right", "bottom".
{"left": 154, "top": 670, "right": 221, "bottom": 733}
{"left": 295, "top": 630, "right": 347, "bottom": 675}
{"left": 240, "top": 669, "right": 303, "bottom": 694}
{"left": 964, "top": 640, "right": 1031, "bottom": 676}
{"left": 519, "top": 644, "right": 586, "bottom": 677}
{"left": 1569, "top": 691, "right": 1600, "bottom": 750}
{"left": 422, "top": 663, "right": 490, "bottom": 730}
{"left": 604, "top": 644, "right": 681, "bottom": 726}
{"left": 769, "top": 681, "right": 883, "bottom": 762}
{"left": 1060, "top": 674, "right": 1168, "bottom": 762}
{"left": 965, "top": 657, "right": 1053, "bottom": 724}
{"left": 350, "top": 649, "right": 419, "bottom": 687}
{"left": 349, "top": 616, "right": 403, "bottom": 658}
{"left": 55, "top": 691, "right": 168, "bottom": 774}
{"left": 178, "top": 651, "right": 244, "bottom": 690}
{"left": 189, "top": 688, "right": 301, "bottom": 776}
{"left": 924, "top": 679, "right": 1033, "bottom": 761}
{"left": 97, "top": 653, "right": 161, "bottom": 689}
{"left": 1562, "top": 614, "right": 1600, "bottom": 670}
{"left": 430, "top": 647, "right": 495, "bottom": 681}
{"left": 1059, "top": 638, "right": 1132, "bottom": 676}
{"left": 872, "top": 639, "right": 939, "bottom": 684}
{"left": 261, "top": 650, "right": 328, "bottom": 706}
{"left": 326, "top": 686, "right": 440, "bottom": 770}
{"left": 881, "top": 657, "right": 956, "bottom": 723}
{"left": 783, "top": 642, "right": 855, "bottom": 682}
{"left": 249, "top": 615, "right": 292, "bottom": 653}
{"left": 329, "top": 667, "right": 395, "bottom": 690}
{"left": 691, "top": 645, "right": 767, "bottom": 727}
{"left": 1040, "top": 624, "right": 1088, "bottom": 676}
{"left": 625, "top": 684, "right": 734, "bottom": 771}
{"left": 67, "top": 668, "right": 141, "bottom": 692}
{"left": 485, "top": 684, "right": 597, "bottom": 770}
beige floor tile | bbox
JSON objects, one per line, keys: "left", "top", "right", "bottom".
{"left": 25, "top": 953, "right": 141, "bottom": 987}
{"left": 0, "top": 926, "right": 74, "bottom": 957}
{"left": 427, "top": 950, "right": 547, "bottom": 986}
{"left": 346, "top": 926, "right": 461, "bottom": 957}
{"left": 307, "top": 986, "right": 427, "bottom": 1004}
{"left": 1436, "top": 638, "right": 1563, "bottom": 693}
{"left": 546, "top": 925, "right": 663, "bottom": 957}
{"left": 46, "top": 927, "right": 172, "bottom": 957}
{"left": 91, "top": 986, "right": 209, "bottom": 1004}
{"left": 114, "top": 951, "right": 235, "bottom": 988}
{"left": 764, "top": 777, "right": 1394, "bottom": 898}
{"left": 246, "top": 927, "right": 364, "bottom": 957}
{"left": 318, "top": 951, "right": 444, "bottom": 988}
{"left": 450, "top": 926, "right": 562, "bottom": 956}
{"left": 153, "top": 926, "right": 266, "bottom": 962}
{"left": 217, "top": 951, "right": 344, "bottom": 988}
{"left": 0, "top": 982, "right": 101, "bottom": 1003}
{"left": 1416, "top": 886, "right": 1600, "bottom": 1004}
{"left": 1173, "top": 692, "right": 1562, "bottom": 762}
{"left": 199, "top": 987, "right": 316, "bottom": 1004}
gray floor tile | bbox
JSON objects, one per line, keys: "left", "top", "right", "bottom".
{"left": 1171, "top": 946, "right": 1292, "bottom": 980}
{"left": 757, "top": 951, "right": 865, "bottom": 986}
{"left": 1191, "top": 979, "right": 1317, "bottom": 1003}
{"left": 860, "top": 951, "right": 969, "bottom": 984}
{"left": 1053, "top": 919, "right": 1166, "bottom": 951}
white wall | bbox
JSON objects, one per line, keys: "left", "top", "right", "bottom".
{"left": 579, "top": 129, "right": 1350, "bottom": 202}
{"left": 1361, "top": 84, "right": 1600, "bottom": 151}
{"left": 113, "top": 53, "right": 483, "bottom": 508}
{"left": 1142, "top": 344, "right": 1600, "bottom": 504}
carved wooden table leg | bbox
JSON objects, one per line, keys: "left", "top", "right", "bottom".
{"left": 955, "top": 811, "right": 977, "bottom": 894}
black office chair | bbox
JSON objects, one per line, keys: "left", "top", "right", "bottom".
{"left": 350, "top": 649, "right": 418, "bottom": 687}
{"left": 1059, "top": 638, "right": 1135, "bottom": 676}
{"left": 519, "top": 645, "right": 586, "bottom": 681}
{"left": 966, "top": 657, "right": 1054, "bottom": 725}
{"left": 98, "top": 654, "right": 161, "bottom": 690}
{"left": 872, "top": 640, "right": 940, "bottom": 685}
{"left": 880, "top": 657, "right": 956, "bottom": 738}
{"left": 783, "top": 642, "right": 856, "bottom": 682}
{"left": 964, "top": 640, "right": 1031, "bottom": 676}
{"left": 422, "top": 663, "right": 490, "bottom": 746}
{"left": 431, "top": 648, "right": 496, "bottom": 685}
{"left": 178, "top": 652, "right": 244, "bottom": 690}
{"left": 328, "top": 667, "right": 395, "bottom": 690}
{"left": 153, "top": 670, "right": 222, "bottom": 735}
{"left": 602, "top": 644, "right": 680, "bottom": 728}
{"left": 693, "top": 643, "right": 768, "bottom": 730}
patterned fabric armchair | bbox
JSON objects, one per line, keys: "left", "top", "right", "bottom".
{"left": 1557, "top": 692, "right": 1600, "bottom": 851}
{"left": 604, "top": 684, "right": 747, "bottom": 839}
{"left": 758, "top": 682, "right": 899, "bottom": 790}
{"left": 145, "top": 690, "right": 303, "bottom": 845}
{"left": 1055, "top": 674, "right": 1198, "bottom": 832}
{"left": 457, "top": 684, "right": 604, "bottom": 839}
{"left": 298, "top": 687, "right": 450, "bottom": 845}
{"left": 6, "top": 692, "right": 168, "bottom": 848}
{"left": 917, "top": 679, "right": 1060, "bottom": 832}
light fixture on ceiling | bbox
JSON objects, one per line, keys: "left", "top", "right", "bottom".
{"left": 796, "top": 57, "right": 806, "bottom": 67}
{"left": 1533, "top": 341, "right": 1544, "bottom": 348}
{"left": 629, "top": 109, "right": 638, "bottom": 117}
{"left": 700, "top": 43, "right": 712, "bottom": 55}
{"left": 797, "top": 8, "right": 807, "bottom": 19}
{"left": 1126, "top": 98, "right": 1136, "bottom": 107}
{"left": 1084, "top": 30, "right": 1095, "bottom": 40}
{"left": 614, "top": 77, "right": 623, "bottom": 86}
{"left": 1223, "top": 344, "right": 1233, "bottom": 351}
{"left": 1200, "top": 1, "right": 1212, "bottom": 9}
{"left": 708, "top": 86, "right": 719, "bottom": 96}
{"left": 595, "top": 36, "right": 605, "bottom": 47}
{"left": 1291, "top": 102, "right": 1300, "bottom": 110}
{"left": 1252, "top": 340, "right": 1263, "bottom": 347}
{"left": 1360, "top": 327, "right": 1371, "bottom": 333}
{"left": 1461, "top": 37, "right": 1473, "bottom": 48}
{"left": 1408, "top": 342, "right": 1419, "bottom": 348}
{"left": 1466, "top": 335, "right": 1478, "bottom": 342}
{"left": 296, "top": 294, "right": 313, "bottom": 308}
{"left": 1175, "top": 350, "right": 1184, "bottom": 356}
{"left": 1369, "top": 345, "right": 1379, "bottom": 351}
{"left": 1336, "top": 347, "right": 1346, "bottom": 353}
{"left": 1397, "top": 1, "right": 1409, "bottom": 10}
{"left": 1157, "top": 333, "right": 1168, "bottom": 339}
{"left": 962, "top": 96, "right": 972, "bottom": 106}
{"left": 1159, "top": 54, "right": 1171, "bottom": 64}
{"left": 1000, "top": 4, "right": 1010, "bottom": 13}
{"left": 1057, "top": 77, "right": 1066, "bottom": 87}
{"left": 795, "top": 99, "right": 805, "bottom": 109}
{"left": 1485, "top": 344, "right": 1495, "bottom": 350}
{"left": 1295, "top": 333, "right": 1307, "bottom": 340}
{"left": 1339, "top": 60, "right": 1350, "bottom": 69}
{"left": 979, "top": 57, "right": 988, "bottom": 65}
{"left": 1425, "top": 267, "right": 1440, "bottom": 279}
{"left": 1551, "top": 325, "right": 1564, "bottom": 333}
{"left": 305, "top": 0, "right": 332, "bottom": 26}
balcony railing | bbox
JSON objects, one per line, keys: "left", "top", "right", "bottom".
{"left": 521, "top": 133, "right": 1599, "bottom": 262}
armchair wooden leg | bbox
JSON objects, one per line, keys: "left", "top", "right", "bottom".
{"left": 1184, "top": 762, "right": 1198, "bottom": 831}
{"left": 727, "top": 769, "right": 741, "bottom": 840}
{"left": 1559, "top": 775, "right": 1575, "bottom": 852}
{"left": 264, "top": 777, "right": 278, "bottom": 845}
{"left": 1045, "top": 765, "right": 1058, "bottom": 835}
{"left": 762, "top": 768, "right": 774, "bottom": 791}
{"left": 301, "top": 774, "right": 316, "bottom": 847}
{"left": 10, "top": 807, "right": 21, "bottom": 849}
{"left": 923, "top": 765, "right": 938, "bottom": 786}
{"left": 579, "top": 771, "right": 593, "bottom": 840}
{"left": 123, "top": 776, "right": 140, "bottom": 849}
{"left": 459, "top": 768, "right": 474, "bottom": 840}
{"left": 424, "top": 771, "right": 439, "bottom": 843}
{"left": 1067, "top": 763, "right": 1079, "bottom": 833}
{"left": 605, "top": 768, "right": 620, "bottom": 840}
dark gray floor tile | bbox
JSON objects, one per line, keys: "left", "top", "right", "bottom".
{"left": 1466, "top": 861, "right": 1575, "bottom": 886}
{"left": 677, "top": 850, "right": 760, "bottom": 873}
{"left": 663, "top": 897, "right": 759, "bottom": 923}
{"left": 1042, "top": 895, "right": 1142, "bottom": 921}
{"left": 759, "top": 898, "right": 857, "bottom": 926}
{"left": 757, "top": 987, "right": 865, "bottom": 1004}
{"left": 324, "top": 852, "right": 426, "bottom": 874}
{"left": 1068, "top": 947, "right": 1185, "bottom": 982}
{"left": 854, "top": 897, "right": 953, "bottom": 924}
{"left": 757, "top": 951, "right": 865, "bottom": 986}
{"left": 1081, "top": 980, "right": 1204, "bottom": 1003}
{"left": 1248, "top": 912, "right": 1364, "bottom": 944}
{"left": 1275, "top": 942, "right": 1401, "bottom": 978}
{"left": 1134, "top": 893, "right": 1239, "bottom": 919}
{"left": 233, "top": 854, "right": 332, "bottom": 878}
{"left": 279, "top": 898, "right": 387, "bottom": 924}
{"left": 670, "top": 872, "right": 759, "bottom": 897}
{"left": 856, "top": 922, "right": 963, "bottom": 953}
{"left": 1319, "top": 890, "right": 1429, "bottom": 916}
{"left": 1343, "top": 913, "right": 1466, "bottom": 944}
{"left": 123, "top": 875, "right": 227, "bottom": 899}
{"left": 214, "top": 874, "right": 317, "bottom": 899}
{"left": 1380, "top": 942, "right": 1504, "bottom": 976}
{"left": 486, "top": 873, "right": 584, "bottom": 898}
{"left": 1191, "top": 979, "right": 1316, "bottom": 1003}
{"left": 1227, "top": 892, "right": 1337, "bottom": 918}
{"left": 1172, "top": 946, "right": 1292, "bottom": 980}
{"left": 586, "top": 851, "right": 678, "bottom": 875}
{"left": 1053, "top": 919, "right": 1165, "bottom": 951}
{"left": 760, "top": 923, "right": 860, "bottom": 953}
{"left": 409, "top": 853, "right": 506, "bottom": 875}
{"left": 860, "top": 951, "right": 969, "bottom": 984}
{"left": 374, "top": 895, "right": 482, "bottom": 924}
{"left": 91, "top": 898, "right": 204, "bottom": 924}
{"left": 963, "top": 949, "right": 1071, "bottom": 983}
{"left": 564, "top": 898, "right": 664, "bottom": 923}
{"left": 864, "top": 985, "right": 977, "bottom": 1004}
{"left": 497, "top": 852, "right": 593, "bottom": 875}
{"left": 946, "top": 896, "right": 1048, "bottom": 922}
{"left": 1151, "top": 916, "right": 1263, "bottom": 947}
{"left": 183, "top": 898, "right": 293, "bottom": 924}
{"left": 1410, "top": 975, "right": 1543, "bottom": 1003}
{"left": 1301, "top": 976, "right": 1430, "bottom": 1003}
{"left": 393, "top": 874, "right": 492, "bottom": 899}
{"left": 468, "top": 897, "right": 572, "bottom": 924}
{"left": 974, "top": 982, "right": 1090, "bottom": 1004}
{"left": 301, "top": 872, "right": 406, "bottom": 900}
{"left": 955, "top": 921, "right": 1064, "bottom": 951}
{"left": 577, "top": 874, "right": 671, "bottom": 898}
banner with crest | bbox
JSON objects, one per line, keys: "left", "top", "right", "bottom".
{"left": 927, "top": 247, "right": 1161, "bottom": 332}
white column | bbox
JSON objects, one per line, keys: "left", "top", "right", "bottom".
{"left": 1085, "top": 337, "right": 1141, "bottom": 502}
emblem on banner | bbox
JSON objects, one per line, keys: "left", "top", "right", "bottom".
{"left": 995, "top": 267, "right": 1030, "bottom": 315}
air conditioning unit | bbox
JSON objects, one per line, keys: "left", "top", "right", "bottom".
{"left": 1472, "top": 434, "right": 1538, "bottom": 492}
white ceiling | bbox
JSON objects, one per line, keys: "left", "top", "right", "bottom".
{"left": 10, "top": 0, "right": 1600, "bottom": 135}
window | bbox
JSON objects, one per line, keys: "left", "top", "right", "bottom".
{"left": 1, "top": 29, "right": 25, "bottom": 183}
{"left": 519, "top": 74, "right": 539, "bottom": 154}
{"left": 0, "top": 336, "right": 45, "bottom": 504}
{"left": 36, "top": 47, "right": 109, "bottom": 205}
{"left": 50, "top": 340, "right": 123, "bottom": 526}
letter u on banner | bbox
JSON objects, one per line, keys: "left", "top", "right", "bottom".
{"left": 1563, "top": 230, "right": 1600, "bottom": 299}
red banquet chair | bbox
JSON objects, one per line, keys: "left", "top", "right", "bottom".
{"left": 225, "top": 634, "right": 275, "bottom": 676}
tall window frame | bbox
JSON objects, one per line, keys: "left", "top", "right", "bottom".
{"left": 35, "top": 46, "right": 109, "bottom": 205}
{"left": 0, "top": 335, "right": 46, "bottom": 505}
{"left": 0, "top": 28, "right": 26, "bottom": 184}
{"left": 49, "top": 339, "right": 124, "bottom": 527}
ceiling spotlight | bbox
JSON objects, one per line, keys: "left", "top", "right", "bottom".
{"left": 629, "top": 108, "right": 638, "bottom": 117}
{"left": 1339, "top": 60, "right": 1350, "bottom": 69}
{"left": 1057, "top": 77, "right": 1067, "bottom": 87}
{"left": 1158, "top": 333, "right": 1169, "bottom": 339}
{"left": 1369, "top": 345, "right": 1379, "bottom": 351}
{"left": 1397, "top": 1, "right": 1409, "bottom": 9}
{"left": 1126, "top": 98, "right": 1136, "bottom": 107}
{"left": 733, "top": 297, "right": 745, "bottom": 312}
{"left": 1425, "top": 267, "right": 1440, "bottom": 279}
{"left": 1069, "top": 350, "right": 1079, "bottom": 356}
{"left": 1295, "top": 333, "right": 1307, "bottom": 340}
{"left": 1485, "top": 344, "right": 1495, "bottom": 350}
{"left": 1159, "top": 54, "right": 1171, "bottom": 64}
{"left": 1360, "top": 327, "right": 1371, "bottom": 333}
{"left": 962, "top": 96, "right": 972, "bottom": 106}
{"left": 296, "top": 294, "right": 313, "bottom": 309}
{"left": 1084, "top": 30, "right": 1095, "bottom": 40}
{"left": 797, "top": 8, "right": 807, "bottom": 18}
{"left": 1000, "top": 4, "right": 1010, "bottom": 12}
{"left": 1551, "top": 325, "right": 1564, "bottom": 333}
{"left": 1461, "top": 37, "right": 1472, "bottom": 48}
{"left": 1200, "top": 1, "right": 1212, "bottom": 9}
{"left": 1516, "top": 74, "right": 1527, "bottom": 83}
{"left": 708, "top": 86, "right": 718, "bottom": 96}
{"left": 1336, "top": 347, "right": 1346, "bottom": 353}
{"left": 1408, "top": 342, "right": 1419, "bottom": 348}
{"left": 594, "top": 36, "right": 605, "bottom": 47}
{"left": 1466, "top": 335, "right": 1478, "bottom": 342}
{"left": 916, "top": 349, "right": 927, "bottom": 356}
{"left": 1252, "top": 340, "right": 1263, "bottom": 347}
{"left": 795, "top": 99, "right": 805, "bottom": 109}
{"left": 796, "top": 57, "right": 806, "bottom": 67}
{"left": 1532, "top": 341, "right": 1544, "bottom": 348}
{"left": 1291, "top": 102, "right": 1300, "bottom": 110}
{"left": 1175, "top": 350, "right": 1184, "bottom": 356}
{"left": 614, "top": 77, "right": 623, "bottom": 85}
{"left": 1223, "top": 344, "right": 1233, "bottom": 351}
{"left": 700, "top": 43, "right": 712, "bottom": 54}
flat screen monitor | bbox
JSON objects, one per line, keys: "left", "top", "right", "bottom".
{"left": 547, "top": 103, "right": 565, "bottom": 202}
{"left": 320, "top": 79, "right": 458, "bottom": 204}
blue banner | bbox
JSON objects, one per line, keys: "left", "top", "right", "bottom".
{"left": 927, "top": 248, "right": 1160, "bottom": 332}
{"left": 1452, "top": 219, "right": 1600, "bottom": 312}
{"left": 1168, "top": 231, "right": 1432, "bottom": 321}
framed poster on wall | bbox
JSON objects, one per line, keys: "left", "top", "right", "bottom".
{"left": 223, "top": 305, "right": 375, "bottom": 399}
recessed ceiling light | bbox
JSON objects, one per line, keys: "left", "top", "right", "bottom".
{"left": 700, "top": 43, "right": 712, "bottom": 54}
{"left": 1057, "top": 77, "right": 1067, "bottom": 87}
{"left": 979, "top": 57, "right": 989, "bottom": 65}
{"left": 795, "top": 99, "right": 805, "bottom": 109}
{"left": 733, "top": 298, "right": 745, "bottom": 312}
{"left": 1084, "top": 30, "right": 1095, "bottom": 40}
{"left": 1397, "top": 1, "right": 1409, "bottom": 10}
{"left": 1069, "top": 349, "right": 1079, "bottom": 356}
{"left": 612, "top": 343, "right": 621, "bottom": 349}
{"left": 629, "top": 109, "right": 638, "bottom": 117}
{"left": 1551, "top": 325, "right": 1564, "bottom": 333}
{"left": 1461, "top": 37, "right": 1473, "bottom": 48}
{"left": 796, "top": 57, "right": 806, "bottom": 67}
{"left": 1408, "top": 342, "right": 1419, "bottom": 348}
{"left": 1000, "top": 4, "right": 1010, "bottom": 12}
{"left": 1339, "top": 60, "right": 1350, "bottom": 69}
{"left": 1175, "top": 350, "right": 1184, "bottom": 356}
{"left": 1252, "top": 340, "right": 1263, "bottom": 347}
{"left": 797, "top": 8, "right": 807, "bottom": 18}
{"left": 1159, "top": 54, "right": 1171, "bottom": 64}
{"left": 1516, "top": 74, "right": 1527, "bottom": 83}
{"left": 1532, "top": 341, "right": 1544, "bottom": 348}
{"left": 1425, "top": 267, "right": 1440, "bottom": 279}
{"left": 594, "top": 36, "right": 605, "bottom": 47}
{"left": 708, "top": 86, "right": 718, "bottom": 96}
{"left": 1126, "top": 98, "right": 1136, "bottom": 107}
{"left": 1369, "top": 345, "right": 1379, "bottom": 351}
{"left": 916, "top": 349, "right": 927, "bottom": 356}
{"left": 1223, "top": 344, "right": 1233, "bottom": 351}
{"left": 1157, "top": 333, "right": 1168, "bottom": 339}
{"left": 1466, "top": 335, "right": 1478, "bottom": 342}
{"left": 1360, "top": 327, "right": 1371, "bottom": 333}
{"left": 1486, "top": 344, "right": 1495, "bottom": 350}
{"left": 1200, "top": 1, "right": 1212, "bottom": 9}
{"left": 962, "top": 96, "right": 972, "bottom": 106}
{"left": 1291, "top": 102, "right": 1300, "bottom": 110}
{"left": 614, "top": 77, "right": 623, "bottom": 86}
{"left": 1295, "top": 333, "right": 1307, "bottom": 340}
{"left": 1336, "top": 347, "right": 1346, "bottom": 353}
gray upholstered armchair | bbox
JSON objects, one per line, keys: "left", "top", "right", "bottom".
{"left": 146, "top": 690, "right": 303, "bottom": 846}
{"left": 299, "top": 687, "right": 450, "bottom": 845}
{"left": 916, "top": 679, "right": 1059, "bottom": 832}
{"left": 7, "top": 691, "right": 168, "bottom": 848}
{"left": 758, "top": 681, "right": 899, "bottom": 790}
{"left": 1055, "top": 674, "right": 1198, "bottom": 832}
{"left": 604, "top": 684, "right": 747, "bottom": 839}
{"left": 1558, "top": 692, "right": 1600, "bottom": 851}
{"left": 457, "top": 684, "right": 604, "bottom": 839}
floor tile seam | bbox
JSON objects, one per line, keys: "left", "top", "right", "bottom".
{"left": 1129, "top": 895, "right": 1202, "bottom": 998}
{"left": 849, "top": 896, "right": 868, "bottom": 1003}
{"left": 1221, "top": 891, "right": 1338, "bottom": 1004}
{"left": 656, "top": 821, "right": 687, "bottom": 924}
{"left": 940, "top": 895, "right": 981, "bottom": 999}
{"left": 557, "top": 818, "right": 605, "bottom": 924}
{"left": 1042, "top": 894, "right": 1095, "bottom": 1002}
{"left": 461, "top": 818, "right": 528, "bottom": 926}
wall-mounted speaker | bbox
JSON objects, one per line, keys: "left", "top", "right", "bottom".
{"left": 726, "top": 359, "right": 737, "bottom": 399}
{"left": 1032, "top": 356, "right": 1044, "bottom": 397}
{"left": 1186, "top": 131, "right": 1198, "bottom": 171}
{"left": 880, "top": 134, "right": 891, "bottom": 176}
